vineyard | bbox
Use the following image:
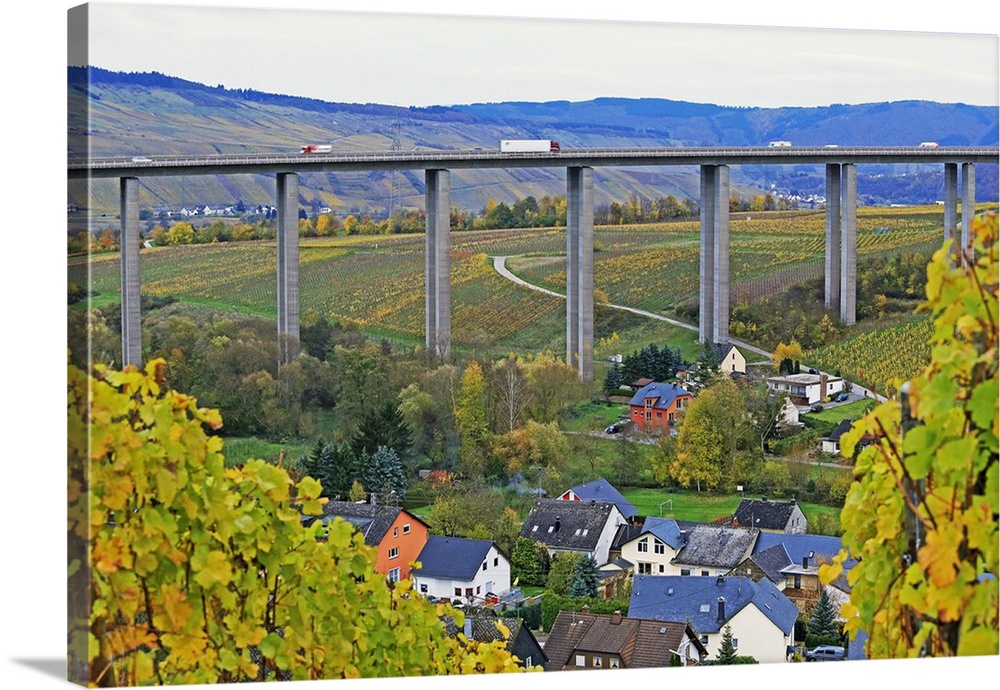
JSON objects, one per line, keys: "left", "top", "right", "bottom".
{"left": 68, "top": 205, "right": 960, "bottom": 376}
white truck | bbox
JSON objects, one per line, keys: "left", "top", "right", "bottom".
{"left": 499, "top": 139, "right": 561, "bottom": 153}
{"left": 300, "top": 144, "right": 333, "bottom": 154}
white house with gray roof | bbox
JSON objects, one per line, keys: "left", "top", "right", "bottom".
{"left": 619, "top": 517, "right": 686, "bottom": 576}
{"left": 411, "top": 536, "right": 510, "bottom": 606}
{"left": 520, "top": 498, "right": 627, "bottom": 565}
{"left": 667, "top": 524, "right": 760, "bottom": 577}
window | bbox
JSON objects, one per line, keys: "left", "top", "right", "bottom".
{"left": 794, "top": 574, "right": 802, "bottom": 589}
{"left": 700, "top": 635, "right": 709, "bottom": 645}
{"left": 455, "top": 588, "right": 461, "bottom": 596}
{"left": 575, "top": 655, "right": 585, "bottom": 667}
{"left": 701, "top": 570, "right": 709, "bottom": 577}
{"left": 388, "top": 547, "right": 399, "bottom": 559}
{"left": 654, "top": 542, "right": 665, "bottom": 555}
{"left": 494, "top": 557, "right": 499, "bottom": 567}
{"left": 532, "top": 525, "right": 538, "bottom": 532}
{"left": 732, "top": 638, "right": 739, "bottom": 649}
{"left": 476, "top": 586, "right": 481, "bottom": 595}
{"left": 393, "top": 527, "right": 398, "bottom": 537}
{"left": 420, "top": 584, "right": 428, "bottom": 593}
{"left": 387, "top": 567, "right": 400, "bottom": 582}
{"left": 656, "top": 411, "right": 662, "bottom": 418}
{"left": 681, "top": 568, "right": 691, "bottom": 576}
{"left": 637, "top": 539, "right": 648, "bottom": 553}
{"left": 638, "top": 562, "right": 652, "bottom": 575}
{"left": 482, "top": 562, "right": 487, "bottom": 571}
{"left": 593, "top": 656, "right": 602, "bottom": 667}
{"left": 609, "top": 658, "right": 620, "bottom": 668}
{"left": 658, "top": 564, "right": 665, "bottom": 573}
{"left": 524, "top": 656, "right": 532, "bottom": 668}
{"left": 403, "top": 523, "right": 411, "bottom": 534}
{"left": 465, "top": 588, "right": 473, "bottom": 597}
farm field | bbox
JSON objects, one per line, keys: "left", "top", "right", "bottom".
{"left": 69, "top": 206, "right": 952, "bottom": 368}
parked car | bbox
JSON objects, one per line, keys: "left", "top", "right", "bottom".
{"left": 810, "top": 404, "right": 824, "bottom": 413}
{"left": 833, "top": 392, "right": 849, "bottom": 402}
{"left": 805, "top": 645, "right": 845, "bottom": 661}
{"left": 605, "top": 423, "right": 623, "bottom": 434}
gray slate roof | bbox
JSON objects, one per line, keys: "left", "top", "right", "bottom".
{"left": 311, "top": 500, "right": 405, "bottom": 547}
{"left": 747, "top": 543, "right": 793, "bottom": 583}
{"left": 412, "top": 535, "right": 495, "bottom": 580}
{"left": 639, "top": 517, "right": 686, "bottom": 550}
{"left": 671, "top": 525, "right": 759, "bottom": 569}
{"left": 563, "top": 478, "right": 638, "bottom": 519}
{"left": 627, "top": 381, "right": 691, "bottom": 410}
{"left": 732, "top": 498, "right": 799, "bottom": 531}
{"left": 520, "top": 498, "right": 621, "bottom": 552}
{"left": 629, "top": 574, "right": 799, "bottom": 635}
{"left": 752, "top": 531, "right": 849, "bottom": 567}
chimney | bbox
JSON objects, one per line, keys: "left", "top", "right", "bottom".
{"left": 820, "top": 373, "right": 828, "bottom": 399}
{"left": 464, "top": 617, "right": 473, "bottom": 639}
{"left": 802, "top": 555, "right": 809, "bottom": 568}
{"left": 716, "top": 575, "right": 725, "bottom": 587}
{"left": 555, "top": 517, "right": 561, "bottom": 532}
{"left": 610, "top": 610, "right": 623, "bottom": 625}
{"left": 790, "top": 498, "right": 796, "bottom": 505}
{"left": 581, "top": 605, "right": 590, "bottom": 613}
{"left": 717, "top": 597, "right": 726, "bottom": 622}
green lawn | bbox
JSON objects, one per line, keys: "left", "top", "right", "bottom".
{"left": 806, "top": 399, "right": 876, "bottom": 424}
{"left": 621, "top": 486, "right": 841, "bottom": 528}
{"left": 221, "top": 436, "right": 313, "bottom": 470}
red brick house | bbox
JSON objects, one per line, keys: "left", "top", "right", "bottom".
{"left": 628, "top": 382, "right": 693, "bottom": 436}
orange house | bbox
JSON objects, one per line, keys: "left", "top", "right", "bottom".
{"left": 628, "top": 381, "right": 693, "bottom": 436}
{"left": 311, "top": 500, "right": 429, "bottom": 582}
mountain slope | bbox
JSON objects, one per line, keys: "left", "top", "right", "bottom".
{"left": 68, "top": 67, "right": 998, "bottom": 215}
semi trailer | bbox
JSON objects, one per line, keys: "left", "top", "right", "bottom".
{"left": 300, "top": 144, "right": 333, "bottom": 154}
{"left": 499, "top": 139, "right": 561, "bottom": 153}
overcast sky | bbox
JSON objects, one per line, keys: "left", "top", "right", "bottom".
{"left": 77, "top": 0, "right": 1000, "bottom": 109}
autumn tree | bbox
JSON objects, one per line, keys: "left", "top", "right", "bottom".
{"left": 511, "top": 537, "right": 546, "bottom": 587}
{"left": 493, "top": 356, "right": 532, "bottom": 433}
{"left": 455, "top": 360, "right": 491, "bottom": 476}
{"left": 771, "top": 340, "right": 804, "bottom": 372}
{"left": 546, "top": 553, "right": 582, "bottom": 596}
{"left": 821, "top": 211, "right": 998, "bottom": 659}
{"left": 68, "top": 359, "right": 526, "bottom": 686}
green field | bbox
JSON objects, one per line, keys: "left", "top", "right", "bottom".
{"left": 69, "top": 206, "right": 951, "bottom": 370}
{"left": 621, "top": 486, "right": 842, "bottom": 528}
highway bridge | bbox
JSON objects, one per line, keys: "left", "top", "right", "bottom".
{"left": 67, "top": 145, "right": 999, "bottom": 380}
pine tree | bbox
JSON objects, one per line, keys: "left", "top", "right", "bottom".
{"left": 569, "top": 555, "right": 601, "bottom": 598}
{"left": 806, "top": 588, "right": 841, "bottom": 647}
{"left": 602, "top": 361, "right": 624, "bottom": 397}
{"left": 360, "top": 445, "right": 408, "bottom": 501}
{"left": 716, "top": 624, "right": 738, "bottom": 664}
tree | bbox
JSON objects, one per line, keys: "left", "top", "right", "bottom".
{"left": 771, "top": 340, "right": 804, "bottom": 372}
{"left": 360, "top": 445, "right": 408, "bottom": 501}
{"left": 602, "top": 360, "right": 624, "bottom": 398}
{"left": 68, "top": 359, "right": 525, "bottom": 685}
{"left": 569, "top": 555, "right": 601, "bottom": 598}
{"left": 511, "top": 537, "right": 545, "bottom": 587}
{"left": 455, "top": 360, "right": 491, "bottom": 476}
{"left": 300, "top": 438, "right": 360, "bottom": 500}
{"left": 493, "top": 356, "right": 532, "bottom": 433}
{"left": 806, "top": 589, "right": 842, "bottom": 648}
{"left": 716, "top": 625, "right": 738, "bottom": 664}
{"left": 546, "top": 553, "right": 582, "bottom": 596}
{"left": 821, "top": 211, "right": 998, "bottom": 659}
{"left": 350, "top": 401, "right": 414, "bottom": 465}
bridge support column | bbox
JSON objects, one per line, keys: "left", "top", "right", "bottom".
{"left": 944, "top": 163, "right": 958, "bottom": 254}
{"left": 961, "top": 162, "right": 976, "bottom": 259}
{"left": 824, "top": 164, "right": 842, "bottom": 313}
{"left": 839, "top": 164, "right": 857, "bottom": 326}
{"left": 120, "top": 176, "right": 142, "bottom": 368}
{"left": 276, "top": 172, "right": 300, "bottom": 365}
{"left": 425, "top": 169, "right": 451, "bottom": 359}
{"left": 699, "top": 164, "right": 730, "bottom": 345}
{"left": 566, "top": 166, "right": 594, "bottom": 381}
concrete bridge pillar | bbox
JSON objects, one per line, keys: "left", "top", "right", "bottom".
{"left": 567, "top": 166, "right": 594, "bottom": 381}
{"left": 698, "top": 164, "right": 730, "bottom": 345}
{"left": 824, "top": 164, "right": 842, "bottom": 313}
{"left": 839, "top": 164, "right": 858, "bottom": 326}
{"left": 944, "top": 162, "right": 959, "bottom": 253}
{"left": 276, "top": 172, "right": 300, "bottom": 365}
{"left": 120, "top": 176, "right": 142, "bottom": 367}
{"left": 425, "top": 169, "right": 451, "bottom": 359}
{"left": 961, "top": 162, "right": 976, "bottom": 258}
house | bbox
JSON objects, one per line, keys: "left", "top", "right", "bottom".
{"left": 628, "top": 381, "right": 693, "bottom": 436}
{"left": 766, "top": 372, "right": 844, "bottom": 405}
{"left": 558, "top": 478, "right": 638, "bottom": 521}
{"left": 711, "top": 343, "right": 747, "bottom": 375}
{"left": 630, "top": 377, "right": 655, "bottom": 390}
{"left": 629, "top": 574, "right": 799, "bottom": 664}
{"left": 597, "top": 557, "right": 634, "bottom": 598}
{"left": 736, "top": 532, "right": 855, "bottom": 616}
{"left": 619, "top": 517, "right": 686, "bottom": 576}
{"left": 731, "top": 497, "right": 807, "bottom": 534}
{"left": 776, "top": 396, "right": 802, "bottom": 429}
{"left": 608, "top": 522, "right": 645, "bottom": 561}
{"left": 443, "top": 615, "right": 547, "bottom": 669}
{"left": 306, "top": 500, "right": 428, "bottom": 581}
{"left": 668, "top": 524, "right": 760, "bottom": 577}
{"left": 411, "top": 536, "right": 510, "bottom": 606}
{"left": 519, "top": 498, "right": 627, "bottom": 565}
{"left": 821, "top": 418, "right": 855, "bottom": 454}
{"left": 542, "top": 609, "right": 707, "bottom": 670}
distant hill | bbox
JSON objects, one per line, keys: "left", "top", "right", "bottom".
{"left": 68, "top": 67, "right": 998, "bottom": 216}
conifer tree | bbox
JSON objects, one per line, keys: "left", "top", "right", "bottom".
{"left": 716, "top": 625, "right": 738, "bottom": 664}
{"left": 806, "top": 588, "right": 841, "bottom": 647}
{"left": 569, "top": 555, "right": 600, "bottom": 598}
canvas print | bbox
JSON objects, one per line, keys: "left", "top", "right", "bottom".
{"left": 66, "top": 2, "right": 999, "bottom": 687}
